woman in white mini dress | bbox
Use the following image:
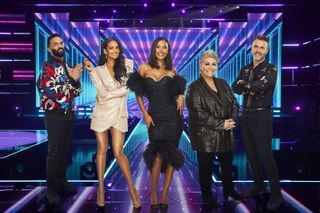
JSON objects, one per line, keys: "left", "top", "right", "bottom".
{"left": 84, "top": 38, "right": 141, "bottom": 210}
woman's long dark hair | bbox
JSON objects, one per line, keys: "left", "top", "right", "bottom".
{"left": 148, "top": 37, "right": 173, "bottom": 70}
{"left": 98, "top": 38, "right": 127, "bottom": 83}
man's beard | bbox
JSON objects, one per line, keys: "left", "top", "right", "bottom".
{"left": 52, "top": 48, "right": 64, "bottom": 58}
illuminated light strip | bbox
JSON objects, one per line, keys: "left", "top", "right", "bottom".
{"left": 0, "top": 14, "right": 25, "bottom": 18}
{"left": 13, "top": 59, "right": 31, "bottom": 61}
{"left": 13, "top": 70, "right": 34, "bottom": 73}
{"left": 50, "top": 13, "right": 57, "bottom": 20}
{"left": 144, "top": 29, "right": 151, "bottom": 51}
{"left": 0, "top": 42, "right": 32, "bottom": 46}
{"left": 301, "top": 65, "right": 310, "bottom": 69}
{"left": 171, "top": 29, "right": 180, "bottom": 50}
{"left": 126, "top": 30, "right": 144, "bottom": 63}
{"left": 283, "top": 43, "right": 299, "bottom": 47}
{"left": 13, "top": 32, "right": 31, "bottom": 35}
{"left": 281, "top": 189, "right": 313, "bottom": 213}
{"left": 234, "top": 204, "right": 251, "bottom": 213}
{"left": 67, "top": 187, "right": 95, "bottom": 213}
{"left": 282, "top": 66, "right": 299, "bottom": 69}
{"left": 0, "top": 20, "right": 25, "bottom": 24}
{"left": 302, "top": 40, "right": 311, "bottom": 45}
{"left": 136, "top": 30, "right": 148, "bottom": 61}
{"left": 13, "top": 74, "right": 34, "bottom": 78}
{"left": 0, "top": 59, "right": 12, "bottom": 62}
{"left": 173, "top": 30, "right": 190, "bottom": 63}
{"left": 0, "top": 92, "right": 30, "bottom": 94}
{"left": 174, "top": 174, "right": 191, "bottom": 213}
{"left": 0, "top": 32, "right": 11, "bottom": 35}
{"left": 0, "top": 47, "right": 32, "bottom": 51}
{"left": 312, "top": 63, "right": 320, "bottom": 67}
{"left": 35, "top": 13, "right": 42, "bottom": 20}
{"left": 4, "top": 186, "right": 45, "bottom": 213}
{"left": 220, "top": 23, "right": 246, "bottom": 62}
{"left": 104, "top": 119, "right": 142, "bottom": 179}
{"left": 219, "top": 22, "right": 232, "bottom": 46}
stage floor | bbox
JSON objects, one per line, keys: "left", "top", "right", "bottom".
{"left": 0, "top": 140, "right": 318, "bottom": 212}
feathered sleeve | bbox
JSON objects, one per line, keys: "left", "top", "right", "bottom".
{"left": 126, "top": 71, "right": 145, "bottom": 97}
{"left": 171, "top": 75, "right": 187, "bottom": 96}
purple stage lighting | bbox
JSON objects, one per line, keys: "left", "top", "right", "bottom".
{"left": 171, "top": 3, "right": 175, "bottom": 7}
{"left": 112, "top": 9, "right": 116, "bottom": 14}
{"left": 140, "top": 19, "right": 143, "bottom": 23}
{"left": 201, "top": 10, "right": 204, "bottom": 13}
{"left": 182, "top": 9, "right": 186, "bottom": 14}
{"left": 294, "top": 106, "right": 301, "bottom": 111}
{"left": 144, "top": 3, "right": 147, "bottom": 7}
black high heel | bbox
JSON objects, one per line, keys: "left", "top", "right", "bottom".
{"left": 160, "top": 190, "right": 168, "bottom": 208}
{"left": 151, "top": 203, "right": 160, "bottom": 209}
{"left": 96, "top": 204, "right": 105, "bottom": 212}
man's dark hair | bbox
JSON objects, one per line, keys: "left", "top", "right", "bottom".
{"left": 254, "top": 34, "right": 269, "bottom": 43}
{"left": 47, "top": 33, "right": 62, "bottom": 46}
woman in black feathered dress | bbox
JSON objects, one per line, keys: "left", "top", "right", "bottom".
{"left": 127, "top": 37, "right": 186, "bottom": 209}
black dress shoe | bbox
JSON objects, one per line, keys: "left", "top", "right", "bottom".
{"left": 47, "top": 187, "right": 61, "bottom": 205}
{"left": 59, "top": 179, "right": 77, "bottom": 195}
{"left": 223, "top": 189, "right": 245, "bottom": 201}
{"left": 267, "top": 193, "right": 282, "bottom": 211}
{"left": 241, "top": 186, "right": 267, "bottom": 198}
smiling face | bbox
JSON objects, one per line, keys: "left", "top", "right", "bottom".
{"left": 200, "top": 57, "right": 218, "bottom": 78}
{"left": 103, "top": 40, "right": 120, "bottom": 60}
{"left": 155, "top": 39, "right": 169, "bottom": 60}
{"left": 251, "top": 39, "right": 268, "bottom": 63}
{"left": 48, "top": 36, "right": 64, "bottom": 58}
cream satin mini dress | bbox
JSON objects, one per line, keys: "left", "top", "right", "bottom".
{"left": 89, "top": 58, "right": 133, "bottom": 133}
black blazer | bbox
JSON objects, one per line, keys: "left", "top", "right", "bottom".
{"left": 186, "top": 77, "right": 238, "bottom": 153}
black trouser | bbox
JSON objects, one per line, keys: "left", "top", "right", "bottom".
{"left": 241, "top": 109, "right": 281, "bottom": 194}
{"left": 197, "top": 150, "right": 234, "bottom": 198}
{"left": 44, "top": 110, "right": 74, "bottom": 188}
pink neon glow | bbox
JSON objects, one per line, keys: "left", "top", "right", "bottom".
{"left": 50, "top": 13, "right": 57, "bottom": 20}
{"left": 275, "top": 13, "right": 282, "bottom": 20}
{"left": 0, "top": 47, "right": 33, "bottom": 52}
{"left": 13, "top": 70, "right": 34, "bottom": 74}
{"left": 0, "top": 20, "right": 25, "bottom": 24}
{"left": 0, "top": 42, "right": 32, "bottom": 46}
{"left": 35, "top": 13, "right": 42, "bottom": 20}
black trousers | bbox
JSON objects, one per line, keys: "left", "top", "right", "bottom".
{"left": 241, "top": 109, "right": 281, "bottom": 194}
{"left": 197, "top": 150, "right": 234, "bottom": 197}
{"left": 44, "top": 110, "right": 74, "bottom": 188}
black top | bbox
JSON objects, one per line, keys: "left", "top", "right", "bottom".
{"left": 232, "top": 60, "right": 277, "bottom": 109}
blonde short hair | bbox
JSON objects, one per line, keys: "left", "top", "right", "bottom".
{"left": 199, "top": 50, "right": 219, "bottom": 64}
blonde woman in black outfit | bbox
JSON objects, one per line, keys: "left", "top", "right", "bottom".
{"left": 186, "top": 50, "right": 243, "bottom": 208}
